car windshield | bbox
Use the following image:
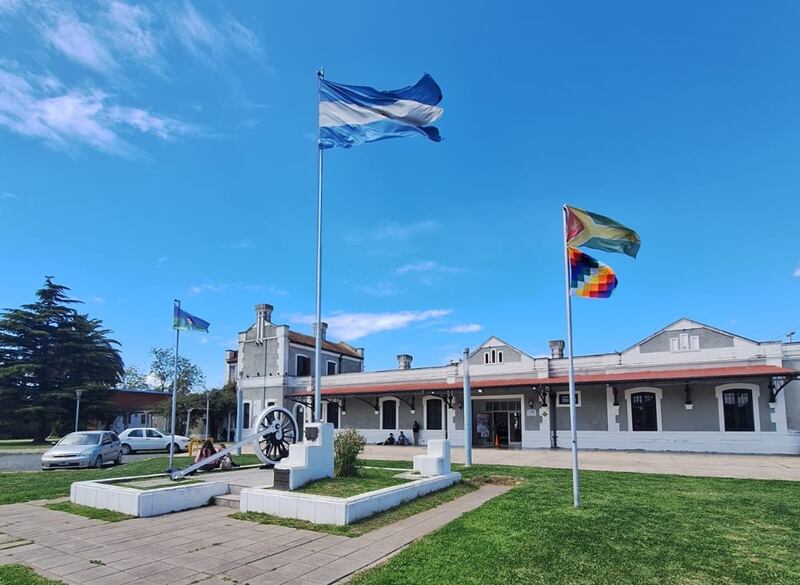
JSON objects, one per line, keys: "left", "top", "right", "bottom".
{"left": 59, "top": 433, "right": 100, "bottom": 446}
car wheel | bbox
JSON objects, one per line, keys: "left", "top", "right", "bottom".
{"left": 120, "top": 444, "right": 132, "bottom": 455}
{"left": 94, "top": 455, "right": 103, "bottom": 469}
{"left": 114, "top": 453, "right": 123, "bottom": 466}
{"left": 169, "top": 443, "right": 181, "bottom": 454}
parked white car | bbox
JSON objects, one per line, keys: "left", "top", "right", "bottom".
{"left": 118, "top": 428, "right": 190, "bottom": 455}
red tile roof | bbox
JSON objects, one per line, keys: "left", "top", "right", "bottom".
{"left": 288, "top": 331, "right": 362, "bottom": 359}
{"left": 287, "top": 365, "right": 796, "bottom": 397}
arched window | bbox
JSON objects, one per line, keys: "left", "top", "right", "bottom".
{"left": 381, "top": 398, "right": 398, "bottom": 430}
{"left": 424, "top": 397, "right": 444, "bottom": 431}
{"left": 722, "top": 389, "right": 754, "bottom": 431}
{"left": 630, "top": 392, "right": 658, "bottom": 431}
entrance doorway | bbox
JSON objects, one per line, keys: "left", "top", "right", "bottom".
{"left": 473, "top": 399, "right": 522, "bottom": 448}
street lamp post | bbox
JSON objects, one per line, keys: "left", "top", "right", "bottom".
{"left": 185, "top": 407, "right": 195, "bottom": 437}
{"left": 74, "top": 389, "right": 83, "bottom": 433}
{"left": 205, "top": 390, "right": 211, "bottom": 440}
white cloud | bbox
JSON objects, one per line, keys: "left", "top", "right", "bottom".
{"left": 291, "top": 309, "right": 452, "bottom": 341}
{"left": 0, "top": 66, "right": 198, "bottom": 156}
{"left": 41, "top": 8, "right": 118, "bottom": 74}
{"left": 0, "top": 0, "right": 21, "bottom": 15}
{"left": 188, "top": 282, "right": 287, "bottom": 296}
{"left": 395, "top": 260, "right": 462, "bottom": 275}
{"left": 172, "top": 1, "right": 263, "bottom": 65}
{"left": 0, "top": 191, "right": 16, "bottom": 199}
{"left": 104, "top": 1, "right": 161, "bottom": 65}
{"left": 344, "top": 220, "right": 440, "bottom": 244}
{"left": 359, "top": 281, "right": 401, "bottom": 297}
{"left": 91, "top": 296, "right": 106, "bottom": 304}
{"left": 440, "top": 323, "right": 482, "bottom": 333}
{"left": 794, "top": 267, "right": 800, "bottom": 278}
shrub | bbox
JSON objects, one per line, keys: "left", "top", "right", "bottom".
{"left": 334, "top": 429, "right": 366, "bottom": 477}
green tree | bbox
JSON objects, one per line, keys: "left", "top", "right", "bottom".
{"left": 0, "top": 277, "right": 124, "bottom": 441}
{"left": 119, "top": 365, "right": 149, "bottom": 389}
{"left": 148, "top": 347, "right": 205, "bottom": 394}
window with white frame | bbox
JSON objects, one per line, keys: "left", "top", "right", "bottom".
{"left": 669, "top": 333, "right": 700, "bottom": 352}
{"left": 484, "top": 348, "right": 503, "bottom": 364}
{"left": 381, "top": 398, "right": 398, "bottom": 430}
{"left": 424, "top": 397, "right": 444, "bottom": 430}
{"left": 296, "top": 355, "right": 311, "bottom": 376}
{"left": 325, "top": 401, "right": 340, "bottom": 429}
{"left": 556, "top": 391, "right": 581, "bottom": 407}
{"left": 326, "top": 360, "right": 337, "bottom": 375}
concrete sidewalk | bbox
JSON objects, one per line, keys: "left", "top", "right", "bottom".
{"left": 361, "top": 445, "right": 800, "bottom": 481}
{"left": 0, "top": 485, "right": 509, "bottom": 584}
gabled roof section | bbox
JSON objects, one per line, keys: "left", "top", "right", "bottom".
{"left": 469, "top": 336, "right": 533, "bottom": 360}
{"left": 623, "top": 318, "right": 759, "bottom": 353}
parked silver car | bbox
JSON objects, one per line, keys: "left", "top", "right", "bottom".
{"left": 41, "top": 431, "right": 122, "bottom": 470}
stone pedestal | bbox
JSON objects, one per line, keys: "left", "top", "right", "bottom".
{"left": 274, "top": 422, "right": 334, "bottom": 490}
{"left": 413, "top": 439, "right": 451, "bottom": 476}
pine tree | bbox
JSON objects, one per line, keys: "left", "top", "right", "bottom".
{"left": 0, "top": 277, "right": 124, "bottom": 440}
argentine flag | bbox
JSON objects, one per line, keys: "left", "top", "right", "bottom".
{"left": 319, "top": 74, "right": 443, "bottom": 149}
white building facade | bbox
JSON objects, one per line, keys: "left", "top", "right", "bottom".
{"left": 228, "top": 309, "right": 800, "bottom": 455}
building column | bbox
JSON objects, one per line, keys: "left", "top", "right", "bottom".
{"left": 606, "top": 385, "right": 620, "bottom": 432}
{"left": 771, "top": 389, "right": 788, "bottom": 433}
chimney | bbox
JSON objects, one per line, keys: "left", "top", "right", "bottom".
{"left": 549, "top": 339, "right": 565, "bottom": 359}
{"left": 397, "top": 354, "right": 413, "bottom": 370}
{"left": 225, "top": 350, "right": 236, "bottom": 363}
{"left": 255, "top": 304, "right": 273, "bottom": 340}
{"left": 312, "top": 321, "right": 328, "bottom": 341}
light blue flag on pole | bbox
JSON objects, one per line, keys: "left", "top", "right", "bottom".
{"left": 318, "top": 74, "right": 444, "bottom": 149}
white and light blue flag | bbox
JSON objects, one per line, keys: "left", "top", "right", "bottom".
{"left": 318, "top": 74, "right": 444, "bottom": 149}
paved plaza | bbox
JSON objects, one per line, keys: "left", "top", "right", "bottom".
{"left": 0, "top": 485, "right": 508, "bottom": 585}
{"left": 360, "top": 445, "right": 800, "bottom": 481}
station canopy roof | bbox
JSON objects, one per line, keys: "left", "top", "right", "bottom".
{"left": 287, "top": 365, "right": 797, "bottom": 398}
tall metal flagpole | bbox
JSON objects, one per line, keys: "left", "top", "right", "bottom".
{"left": 562, "top": 206, "right": 580, "bottom": 508}
{"left": 168, "top": 299, "right": 181, "bottom": 472}
{"left": 313, "top": 67, "right": 325, "bottom": 423}
{"left": 462, "top": 348, "right": 473, "bottom": 467}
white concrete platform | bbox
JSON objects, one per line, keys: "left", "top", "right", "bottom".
{"left": 239, "top": 471, "right": 461, "bottom": 526}
{"left": 71, "top": 474, "right": 229, "bottom": 517}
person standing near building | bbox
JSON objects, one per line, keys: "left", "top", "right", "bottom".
{"left": 412, "top": 420, "right": 420, "bottom": 446}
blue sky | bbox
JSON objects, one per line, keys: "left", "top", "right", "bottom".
{"left": 2, "top": 1, "right": 799, "bottom": 387}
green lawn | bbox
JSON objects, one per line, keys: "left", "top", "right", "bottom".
{"left": 110, "top": 477, "right": 203, "bottom": 490}
{"left": 350, "top": 464, "right": 800, "bottom": 585}
{"left": 0, "top": 564, "right": 64, "bottom": 584}
{"left": 297, "top": 467, "right": 410, "bottom": 498}
{"left": 0, "top": 440, "right": 52, "bottom": 451}
{"left": 0, "top": 454, "right": 262, "bottom": 504}
{"left": 43, "top": 502, "right": 132, "bottom": 522}
{"left": 233, "top": 481, "right": 477, "bottom": 537}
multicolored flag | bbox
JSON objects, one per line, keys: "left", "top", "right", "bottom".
{"left": 319, "top": 74, "right": 443, "bottom": 149}
{"left": 568, "top": 247, "right": 618, "bottom": 298}
{"left": 173, "top": 306, "right": 210, "bottom": 332}
{"left": 566, "top": 206, "right": 641, "bottom": 258}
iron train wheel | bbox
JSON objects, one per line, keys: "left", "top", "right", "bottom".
{"left": 254, "top": 406, "right": 298, "bottom": 465}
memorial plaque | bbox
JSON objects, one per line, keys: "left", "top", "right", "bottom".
{"left": 273, "top": 468, "right": 291, "bottom": 491}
